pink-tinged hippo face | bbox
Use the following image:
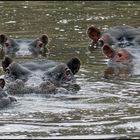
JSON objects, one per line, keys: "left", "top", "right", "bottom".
{"left": 87, "top": 25, "right": 140, "bottom": 75}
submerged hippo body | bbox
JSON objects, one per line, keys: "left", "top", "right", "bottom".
{"left": 0, "top": 79, "right": 17, "bottom": 109}
{"left": 0, "top": 34, "right": 49, "bottom": 58}
{"left": 87, "top": 25, "right": 140, "bottom": 76}
{"left": 2, "top": 56, "right": 81, "bottom": 94}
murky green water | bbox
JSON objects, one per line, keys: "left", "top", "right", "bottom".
{"left": 0, "top": 1, "right": 140, "bottom": 139}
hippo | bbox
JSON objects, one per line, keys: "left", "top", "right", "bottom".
{"left": 0, "top": 34, "right": 49, "bottom": 58}
{"left": 87, "top": 25, "right": 140, "bottom": 77}
{"left": 0, "top": 78, "right": 17, "bottom": 109}
{"left": 2, "top": 56, "right": 81, "bottom": 94}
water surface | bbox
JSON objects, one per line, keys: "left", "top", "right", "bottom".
{"left": 0, "top": 1, "right": 140, "bottom": 139}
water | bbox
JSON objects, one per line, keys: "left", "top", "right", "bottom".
{"left": 0, "top": 1, "right": 140, "bottom": 139}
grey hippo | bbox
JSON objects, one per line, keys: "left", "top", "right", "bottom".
{"left": 0, "top": 78, "right": 16, "bottom": 109}
{"left": 0, "top": 34, "right": 49, "bottom": 58}
{"left": 2, "top": 56, "right": 81, "bottom": 94}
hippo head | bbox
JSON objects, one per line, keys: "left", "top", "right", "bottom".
{"left": 1, "top": 56, "right": 81, "bottom": 94}
{"left": 0, "top": 78, "right": 17, "bottom": 108}
{"left": 87, "top": 25, "right": 140, "bottom": 76}
{"left": 0, "top": 34, "right": 49, "bottom": 58}
{"left": 43, "top": 57, "right": 80, "bottom": 87}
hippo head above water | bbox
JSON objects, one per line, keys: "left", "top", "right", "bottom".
{"left": 2, "top": 56, "right": 81, "bottom": 94}
{"left": 0, "top": 78, "right": 17, "bottom": 109}
{"left": 0, "top": 34, "right": 49, "bottom": 58}
{"left": 87, "top": 25, "right": 140, "bottom": 77}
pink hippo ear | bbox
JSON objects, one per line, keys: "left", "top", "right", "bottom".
{"left": 102, "top": 44, "right": 115, "bottom": 58}
{"left": 87, "top": 25, "right": 101, "bottom": 43}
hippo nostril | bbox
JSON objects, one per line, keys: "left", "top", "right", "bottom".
{"left": 116, "top": 49, "right": 129, "bottom": 62}
{"left": 118, "top": 53, "right": 122, "bottom": 58}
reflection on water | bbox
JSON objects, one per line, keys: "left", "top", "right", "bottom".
{"left": 0, "top": 1, "right": 140, "bottom": 139}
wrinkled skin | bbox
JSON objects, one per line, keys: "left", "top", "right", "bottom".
{"left": 0, "top": 34, "right": 49, "bottom": 58}
{"left": 0, "top": 78, "right": 17, "bottom": 109}
{"left": 87, "top": 25, "right": 140, "bottom": 77}
{"left": 2, "top": 56, "right": 81, "bottom": 94}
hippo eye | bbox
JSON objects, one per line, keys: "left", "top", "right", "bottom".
{"left": 98, "top": 39, "right": 104, "bottom": 47}
{"left": 5, "top": 42, "right": 10, "bottom": 47}
{"left": 57, "top": 73, "right": 63, "bottom": 80}
{"left": 65, "top": 69, "right": 71, "bottom": 76}
{"left": 117, "top": 37, "right": 123, "bottom": 41}
{"left": 38, "top": 43, "right": 43, "bottom": 48}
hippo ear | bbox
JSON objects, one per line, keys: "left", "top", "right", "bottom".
{"left": 0, "top": 34, "right": 8, "bottom": 45}
{"left": 0, "top": 78, "right": 5, "bottom": 88}
{"left": 40, "top": 34, "right": 48, "bottom": 45}
{"left": 87, "top": 25, "right": 101, "bottom": 43}
{"left": 102, "top": 44, "right": 115, "bottom": 58}
{"left": 2, "top": 56, "right": 13, "bottom": 72}
{"left": 67, "top": 57, "right": 81, "bottom": 75}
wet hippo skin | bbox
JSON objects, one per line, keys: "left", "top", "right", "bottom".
{"left": 0, "top": 78, "right": 17, "bottom": 109}
{"left": 0, "top": 34, "right": 49, "bottom": 58}
{"left": 87, "top": 25, "right": 140, "bottom": 76}
{"left": 2, "top": 56, "right": 81, "bottom": 94}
